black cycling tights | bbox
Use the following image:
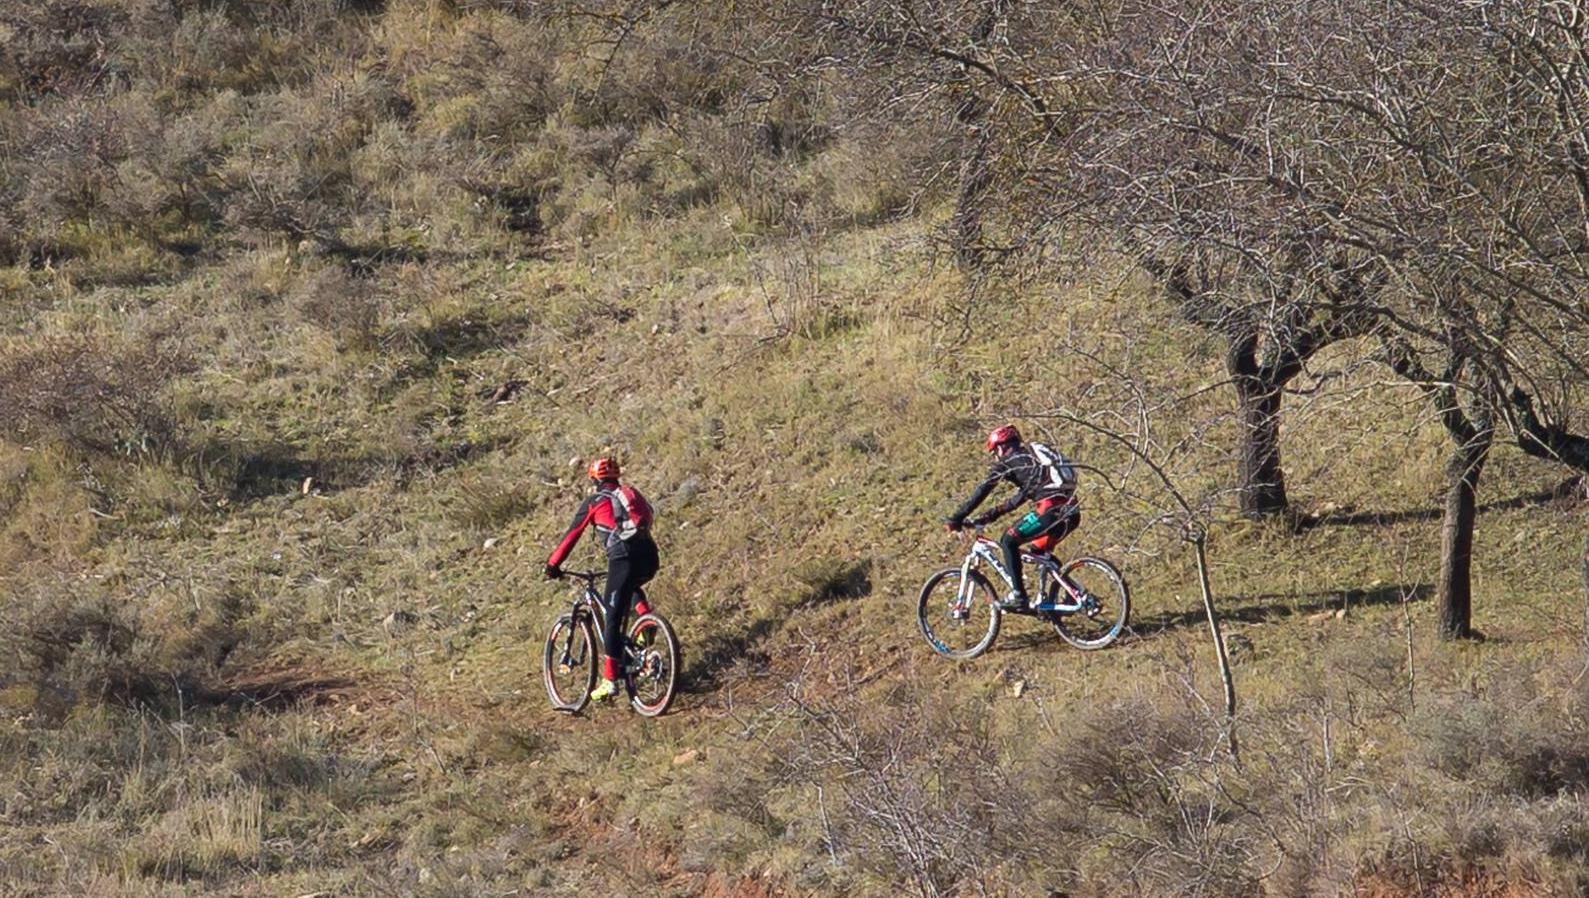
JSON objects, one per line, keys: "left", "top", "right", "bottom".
{"left": 602, "top": 539, "right": 659, "bottom": 670}
{"left": 1000, "top": 508, "right": 1081, "bottom": 600}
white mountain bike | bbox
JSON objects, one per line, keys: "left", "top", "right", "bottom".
{"left": 918, "top": 525, "right": 1130, "bottom": 660}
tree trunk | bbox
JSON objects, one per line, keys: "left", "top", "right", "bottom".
{"left": 1235, "top": 380, "right": 1289, "bottom": 519}
{"left": 951, "top": 96, "right": 992, "bottom": 273}
{"left": 1193, "top": 533, "right": 1239, "bottom": 764}
{"left": 1438, "top": 426, "right": 1492, "bottom": 639}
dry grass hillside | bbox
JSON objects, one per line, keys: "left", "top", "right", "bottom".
{"left": 3, "top": 3, "right": 1589, "bottom": 897}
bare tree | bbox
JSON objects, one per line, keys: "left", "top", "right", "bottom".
{"left": 792, "top": 0, "right": 1384, "bottom": 520}
{"left": 1265, "top": 1, "right": 1589, "bottom": 617}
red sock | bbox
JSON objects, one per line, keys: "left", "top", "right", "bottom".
{"left": 634, "top": 598, "right": 651, "bottom": 617}
{"left": 602, "top": 656, "right": 618, "bottom": 681}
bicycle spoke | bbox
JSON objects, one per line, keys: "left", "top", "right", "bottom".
{"left": 543, "top": 614, "right": 596, "bottom": 711}
{"left": 918, "top": 568, "right": 1000, "bottom": 660}
{"left": 625, "top": 615, "right": 677, "bottom": 717}
{"left": 1047, "top": 558, "right": 1130, "bottom": 650}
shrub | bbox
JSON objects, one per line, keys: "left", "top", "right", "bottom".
{"left": 399, "top": 12, "right": 558, "bottom": 143}
{"left": 0, "top": 1, "right": 131, "bottom": 103}
{"left": 2, "top": 580, "right": 142, "bottom": 711}
{"left": 217, "top": 72, "right": 403, "bottom": 250}
{"left": 446, "top": 468, "right": 533, "bottom": 532}
{"left": 0, "top": 568, "right": 260, "bottom": 718}
{"left": 13, "top": 101, "right": 128, "bottom": 257}
{"left": 0, "top": 332, "right": 193, "bottom": 456}
{"left": 773, "top": 681, "right": 1004, "bottom": 897}
{"left": 292, "top": 263, "right": 383, "bottom": 351}
{"left": 103, "top": 91, "right": 243, "bottom": 245}
{"left": 127, "top": 786, "right": 264, "bottom": 881}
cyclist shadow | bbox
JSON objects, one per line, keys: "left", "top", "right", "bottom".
{"left": 995, "top": 582, "right": 1432, "bottom": 653}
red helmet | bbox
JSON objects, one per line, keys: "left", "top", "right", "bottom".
{"left": 985, "top": 424, "right": 1021, "bottom": 453}
{"left": 587, "top": 457, "right": 620, "bottom": 482}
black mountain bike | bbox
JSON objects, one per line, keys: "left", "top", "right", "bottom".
{"left": 542, "top": 570, "right": 680, "bottom": 716}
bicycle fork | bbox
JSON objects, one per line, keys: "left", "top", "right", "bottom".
{"left": 952, "top": 553, "right": 978, "bottom": 618}
{"left": 953, "top": 543, "right": 1006, "bottom": 616}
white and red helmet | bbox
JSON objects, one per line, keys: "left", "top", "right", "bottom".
{"left": 985, "top": 424, "right": 1021, "bottom": 453}
{"left": 587, "top": 456, "right": 621, "bottom": 482}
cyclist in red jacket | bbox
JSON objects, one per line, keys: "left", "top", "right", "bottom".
{"left": 545, "top": 457, "right": 659, "bottom": 702}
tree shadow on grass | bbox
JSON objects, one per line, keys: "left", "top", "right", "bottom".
{"left": 997, "top": 582, "right": 1433, "bottom": 653}
{"left": 1130, "top": 582, "right": 1433, "bottom": 634}
{"left": 193, "top": 435, "right": 501, "bottom": 501}
{"left": 226, "top": 447, "right": 332, "bottom": 499}
{"left": 1302, "top": 476, "right": 1583, "bottom": 530}
{"left": 385, "top": 311, "right": 535, "bottom": 385}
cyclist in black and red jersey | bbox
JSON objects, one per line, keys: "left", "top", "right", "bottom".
{"left": 545, "top": 457, "right": 659, "bottom": 702}
{"left": 945, "top": 424, "right": 1080, "bottom": 609}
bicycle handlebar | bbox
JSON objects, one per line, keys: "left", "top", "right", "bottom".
{"left": 564, "top": 570, "right": 605, "bottom": 583}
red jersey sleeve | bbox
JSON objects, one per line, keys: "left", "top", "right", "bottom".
{"left": 546, "top": 493, "right": 620, "bottom": 567}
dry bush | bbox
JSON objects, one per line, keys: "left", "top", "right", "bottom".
{"left": 215, "top": 246, "right": 295, "bottom": 311}
{"left": 133, "top": 2, "right": 361, "bottom": 96}
{"left": 394, "top": 11, "right": 559, "bottom": 143}
{"left": 223, "top": 715, "right": 375, "bottom": 801}
{"left": 0, "top": 117, "right": 23, "bottom": 265}
{"left": 292, "top": 263, "right": 384, "bottom": 351}
{"left": 803, "top": 134, "right": 928, "bottom": 228}
{"left": 0, "top": 452, "right": 101, "bottom": 568}
{"left": 0, "top": 701, "right": 367, "bottom": 892}
{"left": 2, "top": 582, "right": 147, "bottom": 713}
{"left": 160, "top": 6, "right": 296, "bottom": 95}
{"left": 0, "top": 445, "right": 27, "bottom": 516}
{"left": 446, "top": 468, "right": 533, "bottom": 533}
{"left": 0, "top": 332, "right": 193, "bottom": 456}
{"left": 12, "top": 101, "right": 128, "bottom": 258}
{"left": 104, "top": 91, "right": 246, "bottom": 245}
{"left": 0, "top": 572, "right": 255, "bottom": 717}
{"left": 1029, "top": 695, "right": 1263, "bottom": 898}
{"left": 217, "top": 71, "right": 405, "bottom": 250}
{"left": 1412, "top": 663, "right": 1589, "bottom": 800}
{"left": 0, "top": 1, "right": 130, "bottom": 102}
{"left": 679, "top": 744, "right": 787, "bottom": 874}
{"left": 774, "top": 681, "right": 1005, "bottom": 898}
{"left": 759, "top": 658, "right": 1270, "bottom": 896}
{"left": 745, "top": 224, "right": 864, "bottom": 340}
{"left": 689, "top": 117, "right": 806, "bottom": 232}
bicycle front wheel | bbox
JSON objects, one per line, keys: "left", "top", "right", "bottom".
{"left": 917, "top": 568, "right": 1001, "bottom": 660}
{"left": 1046, "top": 557, "right": 1130, "bottom": 650}
{"left": 543, "top": 612, "right": 597, "bottom": 712}
{"left": 625, "top": 612, "right": 679, "bottom": 717}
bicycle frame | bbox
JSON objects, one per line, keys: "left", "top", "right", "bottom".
{"left": 568, "top": 577, "right": 607, "bottom": 629}
{"left": 957, "top": 531, "right": 1085, "bottom": 614}
{"left": 560, "top": 571, "right": 651, "bottom": 672}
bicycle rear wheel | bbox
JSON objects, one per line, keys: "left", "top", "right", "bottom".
{"left": 1045, "top": 557, "right": 1130, "bottom": 650}
{"left": 625, "top": 613, "right": 679, "bottom": 717}
{"left": 917, "top": 568, "right": 1001, "bottom": 660}
{"left": 543, "top": 612, "right": 597, "bottom": 712}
